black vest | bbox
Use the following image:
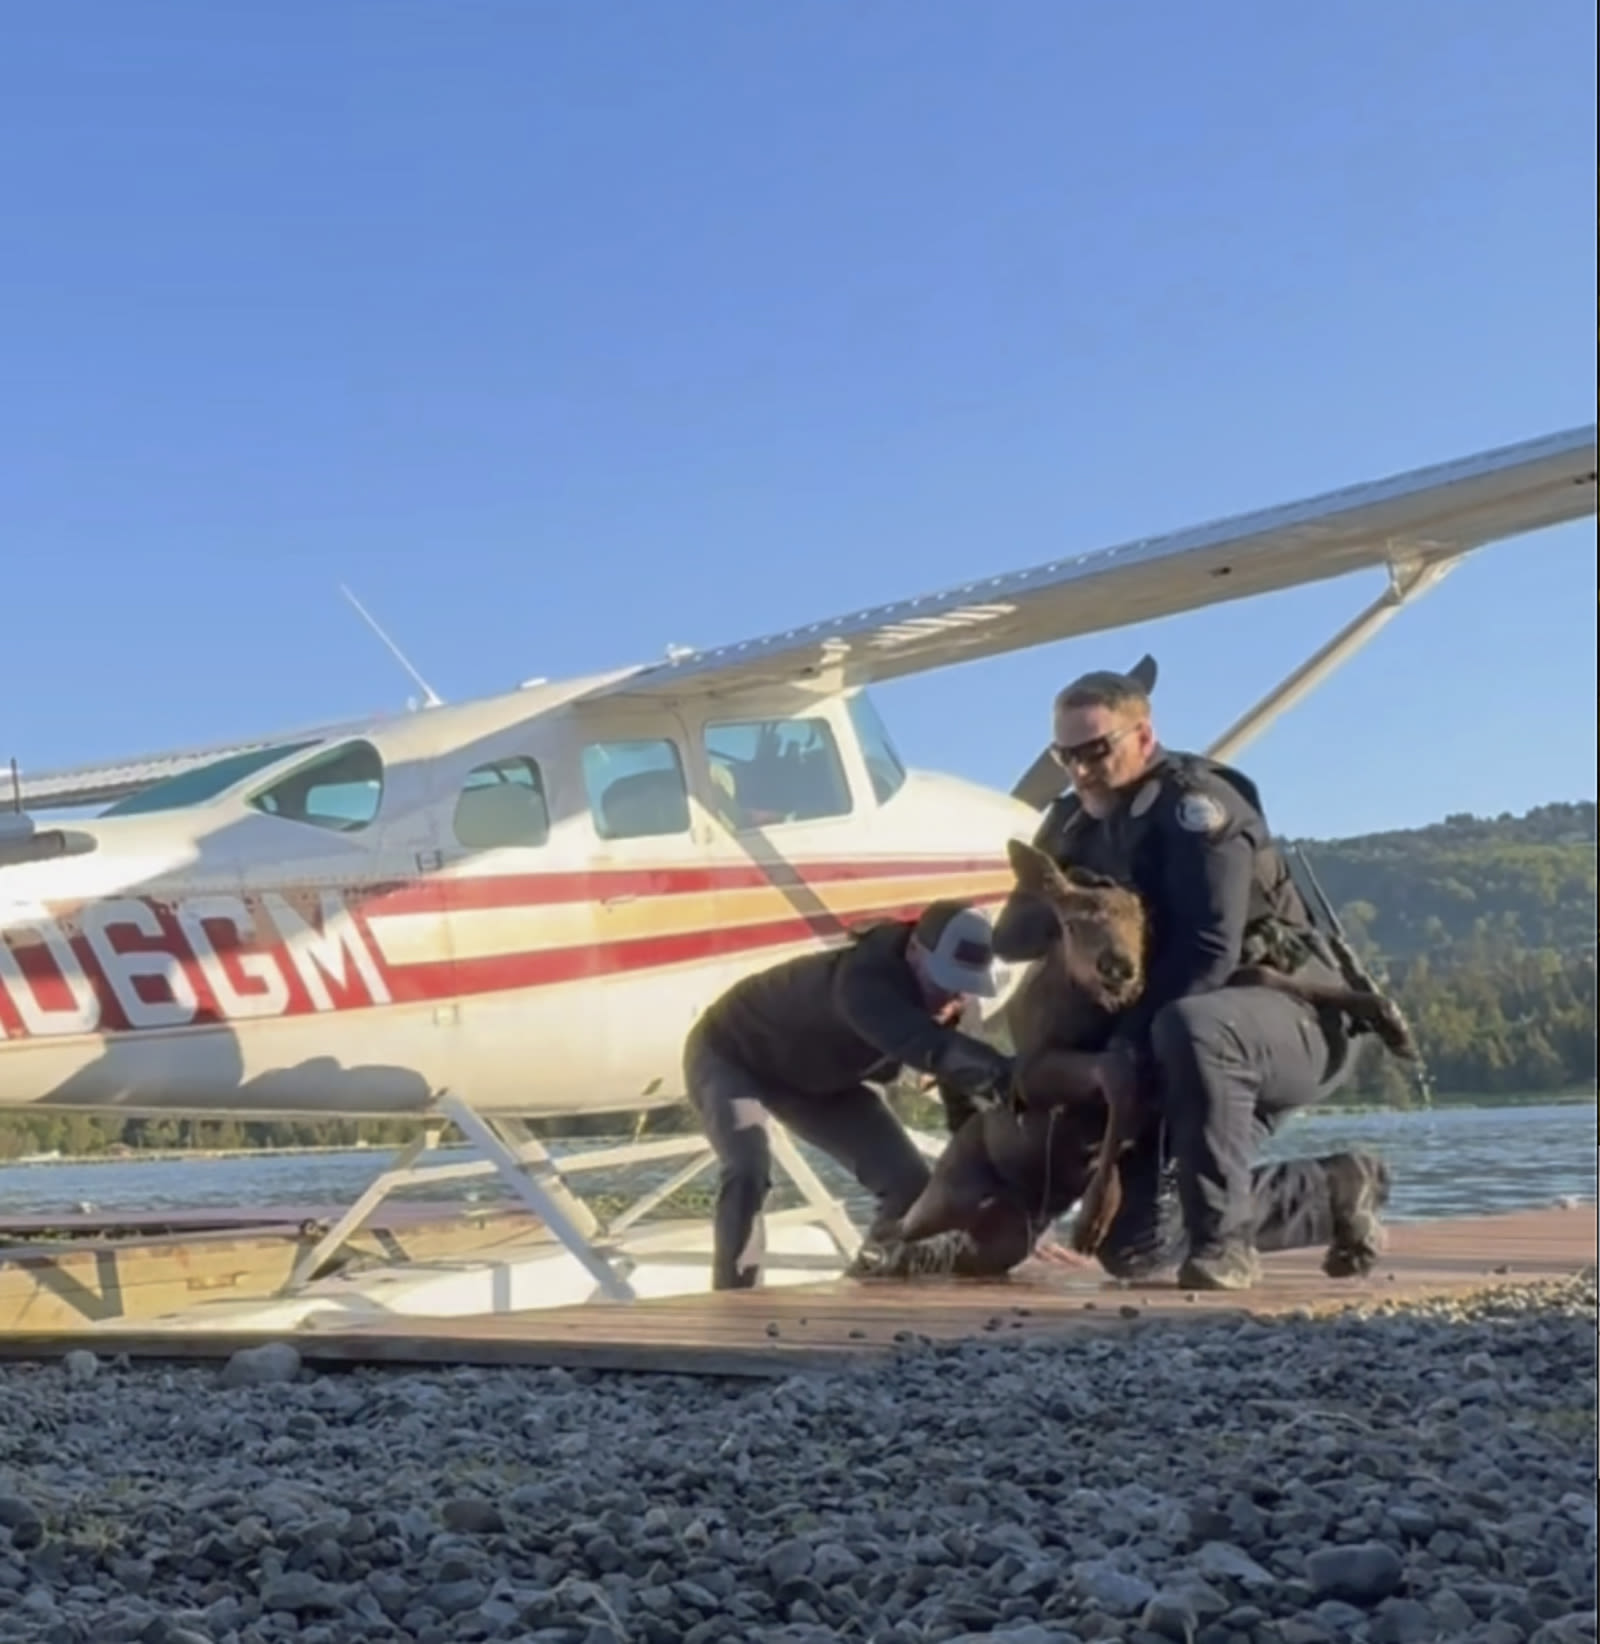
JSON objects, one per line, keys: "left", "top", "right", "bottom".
{"left": 1034, "top": 750, "right": 1316, "bottom": 951}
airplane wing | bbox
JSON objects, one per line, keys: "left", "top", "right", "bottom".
{"left": 13, "top": 423, "right": 1594, "bottom": 815}
{"left": 12, "top": 719, "right": 366, "bottom": 815}
{"left": 581, "top": 422, "right": 1597, "bottom": 704}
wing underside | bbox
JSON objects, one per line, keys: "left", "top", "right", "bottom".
{"left": 14, "top": 422, "right": 1595, "bottom": 813}
{"left": 585, "top": 422, "right": 1596, "bottom": 703}
{"left": 13, "top": 721, "right": 362, "bottom": 814}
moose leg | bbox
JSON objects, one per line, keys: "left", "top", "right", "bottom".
{"left": 894, "top": 1116, "right": 1006, "bottom": 1242}
{"left": 847, "top": 1117, "right": 1040, "bottom": 1281}
{"left": 1094, "top": 1125, "right": 1186, "bottom": 1281}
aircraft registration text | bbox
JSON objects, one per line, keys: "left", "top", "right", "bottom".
{"left": 0, "top": 891, "right": 391, "bottom": 1039}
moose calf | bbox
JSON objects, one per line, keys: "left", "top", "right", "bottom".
{"left": 856, "top": 837, "right": 1409, "bottom": 1280}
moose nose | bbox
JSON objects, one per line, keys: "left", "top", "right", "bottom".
{"left": 1098, "top": 953, "right": 1134, "bottom": 986}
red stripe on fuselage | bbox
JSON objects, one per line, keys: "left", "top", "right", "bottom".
{"left": 0, "top": 860, "right": 1012, "bottom": 1039}
{"left": 362, "top": 856, "right": 1011, "bottom": 918}
{"left": 384, "top": 895, "right": 1004, "bottom": 1005}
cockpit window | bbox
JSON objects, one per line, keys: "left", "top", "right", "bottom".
{"left": 847, "top": 692, "right": 908, "bottom": 804}
{"left": 100, "top": 740, "right": 323, "bottom": 817}
{"left": 247, "top": 740, "right": 385, "bottom": 832}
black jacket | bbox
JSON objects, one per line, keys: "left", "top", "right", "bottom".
{"left": 695, "top": 920, "right": 1012, "bottom": 1126}
{"left": 993, "top": 747, "right": 1340, "bottom": 1050}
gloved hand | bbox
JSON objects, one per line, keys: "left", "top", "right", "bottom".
{"left": 932, "top": 1036, "right": 1016, "bottom": 1106}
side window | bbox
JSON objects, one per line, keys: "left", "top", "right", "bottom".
{"left": 248, "top": 740, "right": 384, "bottom": 833}
{"left": 848, "top": 692, "right": 908, "bottom": 804}
{"left": 453, "top": 757, "right": 550, "bottom": 851}
{"left": 582, "top": 738, "right": 690, "bottom": 840}
{"left": 702, "top": 715, "right": 853, "bottom": 829}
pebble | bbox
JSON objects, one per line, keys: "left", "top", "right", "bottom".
{"left": 0, "top": 1273, "right": 1592, "bottom": 1643}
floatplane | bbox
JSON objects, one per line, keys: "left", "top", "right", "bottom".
{"left": 2, "top": 423, "right": 1594, "bottom": 1331}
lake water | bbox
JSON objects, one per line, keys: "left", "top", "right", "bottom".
{"left": 0, "top": 1100, "right": 1594, "bottom": 1227}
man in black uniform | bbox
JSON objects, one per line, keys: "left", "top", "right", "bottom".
{"left": 683, "top": 901, "right": 1015, "bottom": 1290}
{"left": 993, "top": 669, "right": 1393, "bottom": 1291}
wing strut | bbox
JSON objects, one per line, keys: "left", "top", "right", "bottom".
{"left": 1206, "top": 560, "right": 1455, "bottom": 764}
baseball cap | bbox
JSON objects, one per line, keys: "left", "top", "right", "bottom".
{"left": 911, "top": 899, "right": 999, "bottom": 998}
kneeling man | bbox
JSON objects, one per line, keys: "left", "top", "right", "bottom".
{"left": 684, "top": 901, "right": 1016, "bottom": 1290}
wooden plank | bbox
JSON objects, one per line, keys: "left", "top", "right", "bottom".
{"left": 0, "top": 1204, "right": 1590, "bottom": 1378}
{"left": 0, "top": 1201, "right": 515, "bottom": 1240}
{"left": 0, "top": 1209, "right": 551, "bottom": 1331}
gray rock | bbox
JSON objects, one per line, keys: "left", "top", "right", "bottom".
{"left": 1305, "top": 1541, "right": 1405, "bottom": 1605}
{"left": 441, "top": 1498, "right": 505, "bottom": 1535}
{"left": 1075, "top": 1560, "right": 1159, "bottom": 1614}
{"left": 1370, "top": 1596, "right": 1442, "bottom": 1642}
{"left": 1391, "top": 1504, "right": 1438, "bottom": 1540}
{"left": 811, "top": 1542, "right": 861, "bottom": 1584}
{"left": 762, "top": 1537, "right": 813, "bottom": 1584}
{"left": 1193, "top": 1540, "right": 1276, "bottom": 1589}
{"left": 0, "top": 1497, "right": 43, "bottom": 1551}
{"left": 1141, "top": 1591, "right": 1201, "bottom": 1641}
{"left": 258, "top": 1569, "right": 343, "bottom": 1612}
{"left": 0, "top": 1270, "right": 1587, "bottom": 1644}
{"left": 218, "top": 1341, "right": 302, "bottom": 1387}
{"left": 61, "top": 1350, "right": 98, "bottom": 1385}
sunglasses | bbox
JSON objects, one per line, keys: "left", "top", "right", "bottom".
{"left": 1050, "top": 724, "right": 1137, "bottom": 771}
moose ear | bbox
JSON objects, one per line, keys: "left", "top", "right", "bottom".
{"left": 1006, "top": 836, "right": 1070, "bottom": 896}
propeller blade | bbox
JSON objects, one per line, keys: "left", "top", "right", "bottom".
{"left": 1008, "top": 654, "right": 1158, "bottom": 809}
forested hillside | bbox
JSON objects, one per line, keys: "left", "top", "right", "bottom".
{"left": 1284, "top": 801, "right": 1595, "bottom": 1105}
{"left": 0, "top": 801, "right": 1593, "bottom": 1157}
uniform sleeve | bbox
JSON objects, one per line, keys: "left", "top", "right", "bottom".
{"left": 832, "top": 950, "right": 951, "bottom": 1073}
{"left": 833, "top": 949, "right": 1015, "bottom": 1094}
{"left": 1112, "top": 780, "right": 1255, "bottom": 1049}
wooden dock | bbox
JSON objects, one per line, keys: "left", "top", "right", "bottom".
{"left": 0, "top": 1204, "right": 1591, "bottom": 1378}
{"left": 0, "top": 1205, "right": 551, "bottom": 1332}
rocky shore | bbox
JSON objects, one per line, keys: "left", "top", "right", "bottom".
{"left": 0, "top": 1274, "right": 1594, "bottom": 1644}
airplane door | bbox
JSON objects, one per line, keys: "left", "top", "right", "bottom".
{"left": 424, "top": 730, "right": 602, "bottom": 1118}
{"left": 690, "top": 697, "right": 878, "bottom": 973}
{"left": 225, "top": 734, "right": 458, "bottom": 1119}
{"left": 569, "top": 704, "right": 717, "bottom": 1111}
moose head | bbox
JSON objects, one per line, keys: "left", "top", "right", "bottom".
{"left": 1005, "top": 837, "right": 1148, "bottom": 1013}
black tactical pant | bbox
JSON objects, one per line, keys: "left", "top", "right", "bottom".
{"left": 1098, "top": 984, "right": 1353, "bottom": 1276}
{"left": 683, "top": 1025, "right": 932, "bottom": 1290}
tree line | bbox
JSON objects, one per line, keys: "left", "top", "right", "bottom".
{"left": 1288, "top": 801, "right": 1595, "bottom": 1106}
{"left": 0, "top": 800, "right": 1593, "bottom": 1158}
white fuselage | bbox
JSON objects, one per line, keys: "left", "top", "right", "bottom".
{"left": 0, "top": 679, "right": 1038, "bottom": 1121}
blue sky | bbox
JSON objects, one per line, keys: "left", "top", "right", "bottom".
{"left": 2, "top": 2, "right": 1594, "bottom": 841}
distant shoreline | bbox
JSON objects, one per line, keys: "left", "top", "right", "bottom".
{"left": 0, "top": 1090, "right": 1593, "bottom": 1169}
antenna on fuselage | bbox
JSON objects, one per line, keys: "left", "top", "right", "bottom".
{"left": 338, "top": 585, "right": 445, "bottom": 709}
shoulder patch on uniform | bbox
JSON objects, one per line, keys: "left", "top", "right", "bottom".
{"left": 1130, "top": 779, "right": 1160, "bottom": 818}
{"left": 1175, "top": 791, "right": 1229, "bottom": 835}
